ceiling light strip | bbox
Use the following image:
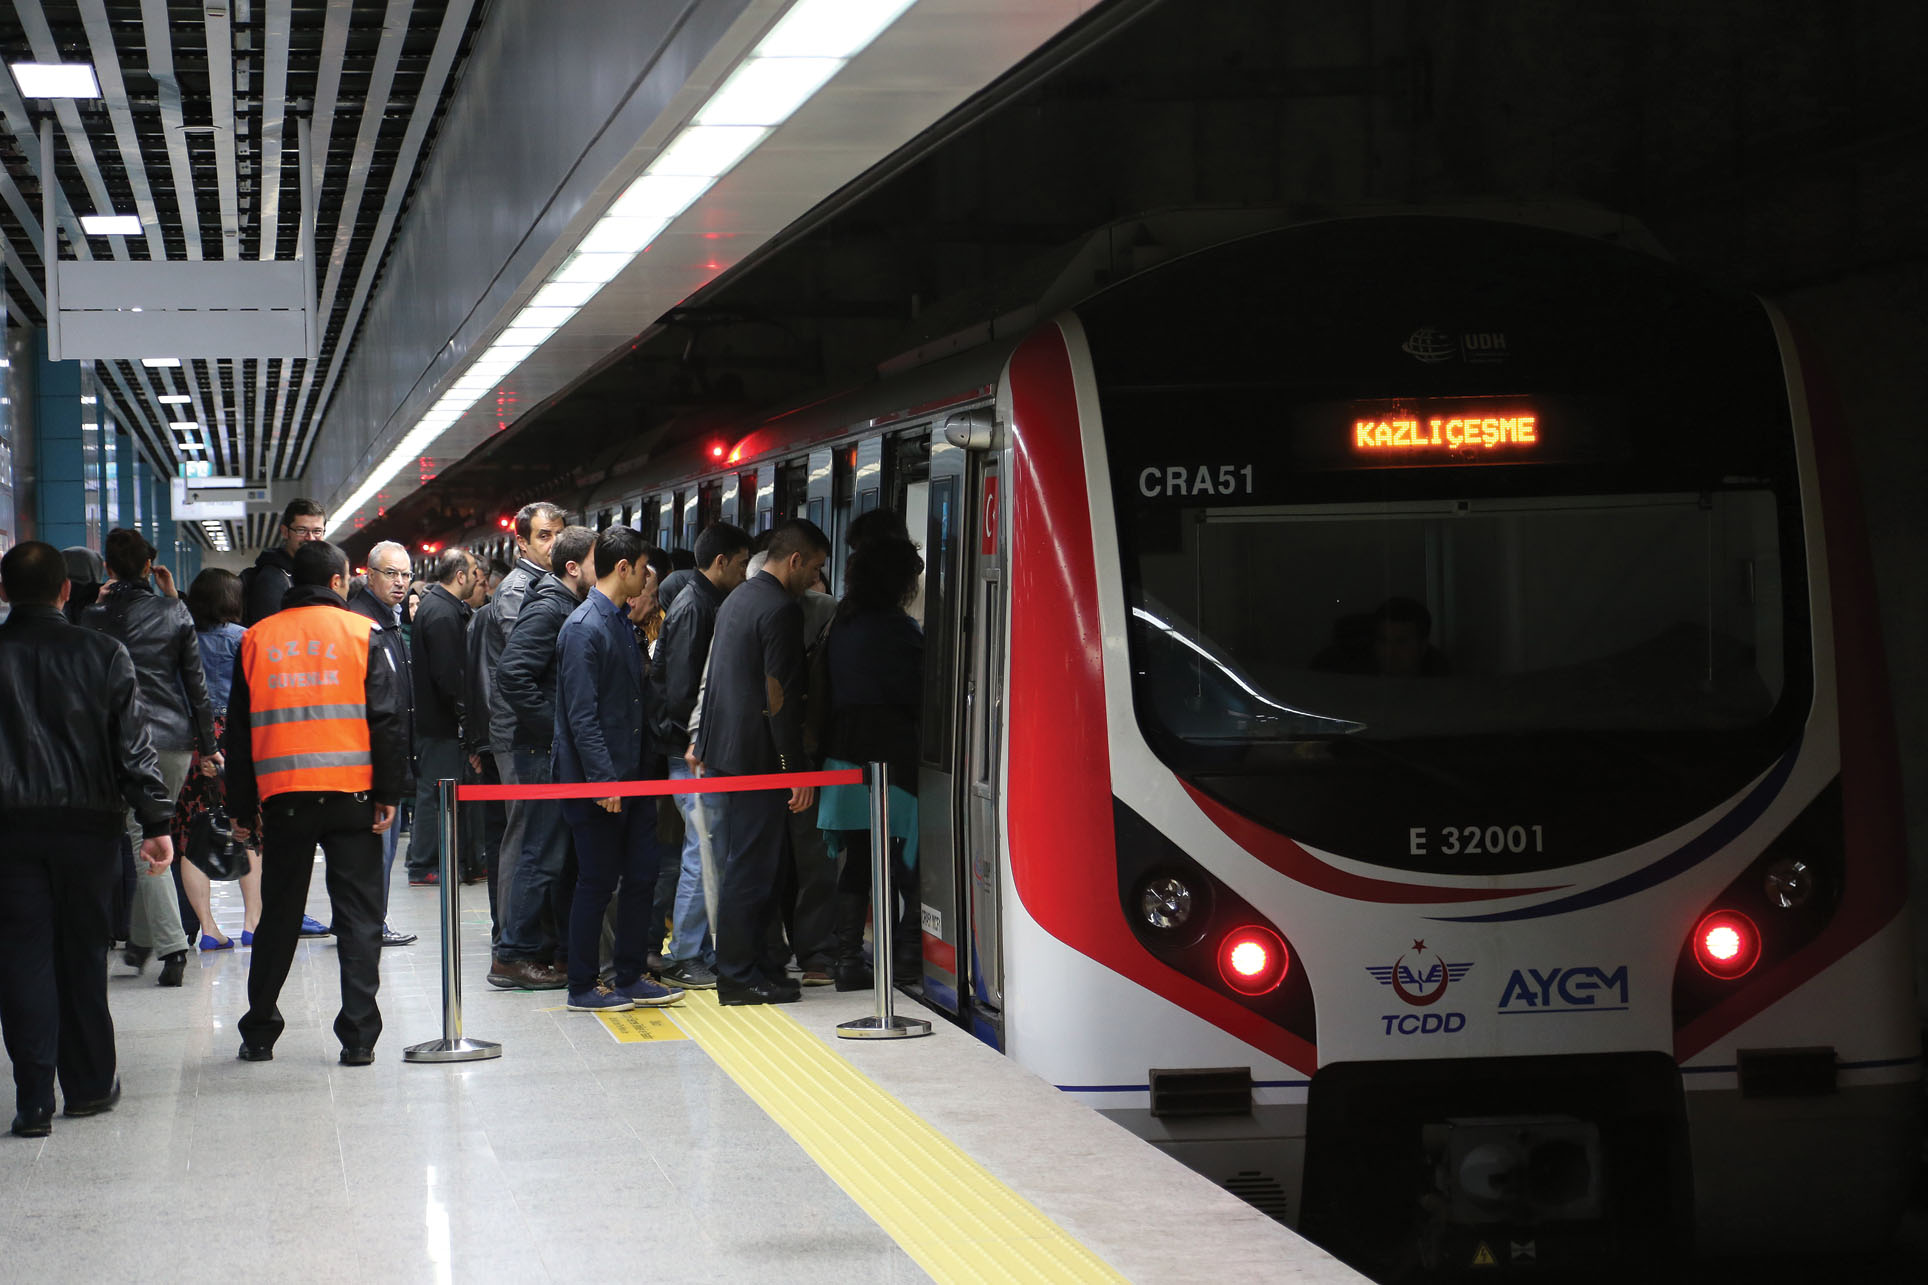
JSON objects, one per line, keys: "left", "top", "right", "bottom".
{"left": 329, "top": 0, "right": 918, "bottom": 536}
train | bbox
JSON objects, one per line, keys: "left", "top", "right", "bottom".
{"left": 458, "top": 211, "right": 1921, "bottom": 1277}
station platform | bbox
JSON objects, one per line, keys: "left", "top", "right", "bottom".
{"left": 0, "top": 853, "right": 1362, "bottom": 1284}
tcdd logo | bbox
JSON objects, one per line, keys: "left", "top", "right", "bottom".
{"left": 1367, "top": 939, "right": 1473, "bottom": 1007}
{"left": 1498, "top": 966, "right": 1631, "bottom": 1014}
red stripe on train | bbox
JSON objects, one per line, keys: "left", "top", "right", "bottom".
{"left": 1003, "top": 322, "right": 1317, "bottom": 1075}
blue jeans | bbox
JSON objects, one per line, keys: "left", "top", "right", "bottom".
{"left": 496, "top": 748, "right": 570, "bottom": 963}
{"left": 666, "top": 758, "right": 716, "bottom": 968}
{"left": 379, "top": 812, "right": 400, "bottom": 919}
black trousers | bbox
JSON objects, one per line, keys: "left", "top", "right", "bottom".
{"left": 712, "top": 788, "right": 790, "bottom": 989}
{"left": 0, "top": 826, "right": 120, "bottom": 1113}
{"left": 786, "top": 797, "right": 837, "bottom": 970}
{"left": 240, "top": 792, "right": 384, "bottom": 1052}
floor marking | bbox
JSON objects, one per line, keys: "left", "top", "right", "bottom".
{"left": 668, "top": 991, "right": 1127, "bottom": 1284}
{"left": 594, "top": 1007, "right": 689, "bottom": 1043}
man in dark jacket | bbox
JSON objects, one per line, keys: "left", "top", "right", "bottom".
{"left": 241, "top": 498, "right": 326, "bottom": 626}
{"left": 479, "top": 502, "right": 564, "bottom": 938}
{"left": 82, "top": 528, "right": 219, "bottom": 987}
{"left": 487, "top": 525, "right": 595, "bottom": 990}
{"left": 405, "top": 549, "right": 476, "bottom": 884}
{"left": 0, "top": 542, "right": 175, "bottom": 1137}
{"left": 346, "top": 539, "right": 417, "bottom": 947}
{"left": 648, "top": 522, "right": 749, "bottom": 990}
{"left": 551, "top": 524, "right": 681, "bottom": 1012}
{"left": 225, "top": 541, "right": 409, "bottom": 1065}
{"left": 692, "top": 519, "right": 830, "bottom": 1006}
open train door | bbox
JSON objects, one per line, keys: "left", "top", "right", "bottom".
{"left": 917, "top": 407, "right": 1007, "bottom": 1044}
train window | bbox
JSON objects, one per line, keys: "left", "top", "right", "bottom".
{"left": 775, "top": 459, "right": 808, "bottom": 521}
{"left": 857, "top": 488, "right": 879, "bottom": 516}
{"left": 919, "top": 475, "right": 960, "bottom": 766}
{"left": 808, "top": 497, "right": 826, "bottom": 534}
{"left": 829, "top": 447, "right": 856, "bottom": 592}
{"left": 696, "top": 482, "right": 722, "bottom": 535}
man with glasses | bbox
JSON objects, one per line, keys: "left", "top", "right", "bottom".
{"left": 242, "top": 499, "right": 327, "bottom": 628}
{"left": 347, "top": 542, "right": 418, "bottom": 946}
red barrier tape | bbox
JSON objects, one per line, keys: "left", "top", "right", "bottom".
{"left": 455, "top": 767, "right": 864, "bottom": 802}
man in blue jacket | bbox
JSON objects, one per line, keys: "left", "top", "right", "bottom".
{"left": 552, "top": 525, "right": 682, "bottom": 1013}
{"left": 486, "top": 526, "right": 595, "bottom": 991}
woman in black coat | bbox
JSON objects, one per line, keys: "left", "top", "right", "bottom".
{"left": 819, "top": 536, "right": 925, "bottom": 990}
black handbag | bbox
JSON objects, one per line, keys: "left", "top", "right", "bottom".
{"left": 186, "top": 806, "right": 249, "bottom": 881}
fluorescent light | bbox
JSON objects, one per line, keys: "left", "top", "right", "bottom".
{"left": 756, "top": 0, "right": 915, "bottom": 59}
{"left": 696, "top": 56, "right": 842, "bottom": 127}
{"left": 607, "top": 174, "right": 709, "bottom": 224}
{"left": 649, "top": 126, "right": 768, "bottom": 179}
{"left": 169, "top": 421, "right": 202, "bottom": 431}
{"left": 483, "top": 342, "right": 538, "bottom": 365}
{"left": 142, "top": 357, "right": 181, "bottom": 368}
{"left": 501, "top": 321, "right": 561, "bottom": 345}
{"left": 159, "top": 394, "right": 192, "bottom": 404}
{"left": 552, "top": 251, "right": 633, "bottom": 286}
{"left": 10, "top": 62, "right": 102, "bottom": 98}
{"left": 512, "top": 304, "right": 578, "bottom": 331}
{"left": 80, "top": 213, "right": 142, "bottom": 236}
{"left": 529, "top": 280, "right": 602, "bottom": 310}
{"left": 577, "top": 216, "right": 667, "bottom": 257}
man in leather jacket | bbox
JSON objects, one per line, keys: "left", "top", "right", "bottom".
{"left": 0, "top": 542, "right": 175, "bottom": 1137}
{"left": 647, "top": 521, "right": 749, "bottom": 989}
{"left": 82, "top": 529, "right": 219, "bottom": 987}
{"left": 404, "top": 549, "right": 476, "bottom": 883}
{"left": 242, "top": 498, "right": 326, "bottom": 627}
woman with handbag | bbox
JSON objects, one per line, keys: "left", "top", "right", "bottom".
{"left": 174, "top": 570, "right": 263, "bottom": 949}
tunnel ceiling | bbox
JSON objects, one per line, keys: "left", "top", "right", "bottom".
{"left": 352, "top": 0, "right": 1928, "bottom": 556}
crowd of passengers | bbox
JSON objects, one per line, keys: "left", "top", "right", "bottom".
{"left": 0, "top": 495, "right": 925, "bottom": 1136}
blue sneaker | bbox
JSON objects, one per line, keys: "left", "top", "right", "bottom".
{"left": 299, "top": 916, "right": 331, "bottom": 937}
{"left": 566, "top": 986, "right": 634, "bottom": 1012}
{"left": 614, "top": 977, "right": 684, "bottom": 1008}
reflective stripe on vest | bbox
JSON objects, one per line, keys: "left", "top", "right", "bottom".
{"left": 241, "top": 604, "right": 377, "bottom": 800}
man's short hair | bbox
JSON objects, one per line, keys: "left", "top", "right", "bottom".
{"left": 551, "top": 525, "right": 597, "bottom": 576}
{"left": 694, "top": 522, "right": 750, "bottom": 572}
{"left": 514, "top": 501, "right": 564, "bottom": 543}
{"left": 103, "top": 527, "right": 157, "bottom": 583}
{"left": 366, "top": 540, "right": 409, "bottom": 570}
{"left": 292, "top": 540, "right": 350, "bottom": 587}
{"left": 279, "top": 498, "right": 324, "bottom": 530}
{"left": 591, "top": 524, "right": 644, "bottom": 579}
{"left": 433, "top": 549, "right": 470, "bottom": 585}
{"left": 644, "top": 545, "right": 672, "bottom": 585}
{"left": 764, "top": 518, "right": 831, "bottom": 568}
{"left": 1, "top": 541, "right": 68, "bottom": 606}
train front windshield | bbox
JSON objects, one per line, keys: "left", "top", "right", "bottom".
{"left": 1081, "top": 218, "right": 1809, "bottom": 873}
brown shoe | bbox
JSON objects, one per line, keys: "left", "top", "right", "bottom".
{"left": 800, "top": 970, "right": 834, "bottom": 987}
{"left": 487, "top": 958, "right": 567, "bottom": 990}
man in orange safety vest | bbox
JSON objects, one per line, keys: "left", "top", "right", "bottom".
{"left": 224, "top": 540, "right": 409, "bottom": 1066}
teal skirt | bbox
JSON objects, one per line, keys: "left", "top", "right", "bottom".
{"left": 817, "top": 756, "right": 920, "bottom": 869}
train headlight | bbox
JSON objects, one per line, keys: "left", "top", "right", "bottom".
{"left": 1218, "top": 925, "right": 1289, "bottom": 995}
{"left": 1139, "top": 876, "right": 1194, "bottom": 931}
{"left": 1763, "top": 858, "right": 1814, "bottom": 909}
{"left": 1693, "top": 910, "right": 1761, "bottom": 980}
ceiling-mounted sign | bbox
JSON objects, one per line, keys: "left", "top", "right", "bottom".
{"left": 169, "top": 476, "right": 274, "bottom": 520}
{"left": 55, "top": 261, "right": 316, "bottom": 360}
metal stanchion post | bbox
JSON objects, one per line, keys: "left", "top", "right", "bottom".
{"left": 405, "top": 778, "right": 502, "bottom": 1063}
{"left": 838, "top": 761, "right": 931, "bottom": 1040}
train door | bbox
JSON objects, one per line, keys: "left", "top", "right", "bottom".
{"left": 917, "top": 409, "right": 1005, "bottom": 1042}
{"left": 961, "top": 444, "right": 1007, "bottom": 1026}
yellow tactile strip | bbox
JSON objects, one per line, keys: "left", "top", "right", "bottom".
{"left": 669, "top": 990, "right": 1128, "bottom": 1284}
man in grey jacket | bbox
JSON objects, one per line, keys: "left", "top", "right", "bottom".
{"left": 479, "top": 501, "right": 564, "bottom": 939}
{"left": 82, "top": 529, "right": 218, "bottom": 987}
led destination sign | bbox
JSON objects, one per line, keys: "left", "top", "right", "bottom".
{"left": 1353, "top": 405, "right": 1538, "bottom": 460}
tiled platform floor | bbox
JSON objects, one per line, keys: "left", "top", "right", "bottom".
{"left": 0, "top": 845, "right": 1356, "bottom": 1284}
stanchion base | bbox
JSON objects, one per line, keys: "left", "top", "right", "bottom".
{"left": 836, "top": 1015, "right": 933, "bottom": 1040}
{"left": 403, "top": 1037, "right": 502, "bottom": 1063}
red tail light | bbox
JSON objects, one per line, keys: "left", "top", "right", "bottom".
{"left": 1693, "top": 910, "right": 1761, "bottom": 979}
{"left": 1218, "top": 925, "right": 1289, "bottom": 995}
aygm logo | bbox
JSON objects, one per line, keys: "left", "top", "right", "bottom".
{"left": 1369, "top": 940, "right": 1473, "bottom": 1036}
{"left": 1498, "top": 965, "right": 1630, "bottom": 1014}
